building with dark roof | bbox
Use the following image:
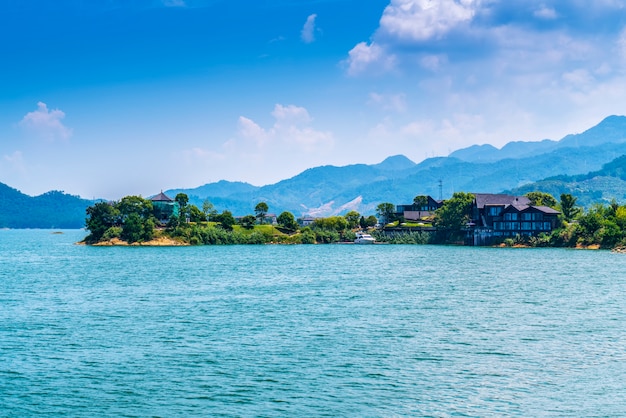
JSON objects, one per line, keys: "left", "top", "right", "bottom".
{"left": 468, "top": 193, "right": 560, "bottom": 245}
{"left": 150, "top": 191, "right": 179, "bottom": 224}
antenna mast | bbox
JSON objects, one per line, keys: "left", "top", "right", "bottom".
{"left": 438, "top": 179, "right": 443, "bottom": 201}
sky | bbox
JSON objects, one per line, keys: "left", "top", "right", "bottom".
{"left": 2, "top": 0, "right": 626, "bottom": 200}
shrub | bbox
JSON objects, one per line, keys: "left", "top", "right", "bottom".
{"left": 102, "top": 226, "right": 122, "bottom": 241}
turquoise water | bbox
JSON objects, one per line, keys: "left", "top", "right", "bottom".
{"left": 2, "top": 229, "right": 626, "bottom": 417}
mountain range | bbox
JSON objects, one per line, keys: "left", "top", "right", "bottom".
{"left": 2, "top": 115, "right": 626, "bottom": 227}
{"left": 168, "top": 115, "right": 626, "bottom": 217}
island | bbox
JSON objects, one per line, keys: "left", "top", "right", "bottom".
{"left": 83, "top": 191, "right": 626, "bottom": 250}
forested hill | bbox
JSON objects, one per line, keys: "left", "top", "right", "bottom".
{"left": 509, "top": 154, "right": 626, "bottom": 208}
{"left": 0, "top": 183, "right": 93, "bottom": 228}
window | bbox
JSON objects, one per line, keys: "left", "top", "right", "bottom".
{"left": 488, "top": 206, "right": 501, "bottom": 216}
{"left": 504, "top": 212, "right": 519, "bottom": 221}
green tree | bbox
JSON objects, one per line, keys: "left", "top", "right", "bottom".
{"left": 118, "top": 195, "right": 153, "bottom": 219}
{"left": 376, "top": 202, "right": 396, "bottom": 225}
{"left": 202, "top": 199, "right": 217, "bottom": 220}
{"left": 255, "top": 202, "right": 269, "bottom": 224}
{"left": 189, "top": 205, "right": 206, "bottom": 223}
{"left": 300, "top": 227, "right": 316, "bottom": 244}
{"left": 365, "top": 215, "right": 378, "bottom": 228}
{"left": 240, "top": 214, "right": 257, "bottom": 229}
{"left": 433, "top": 192, "right": 475, "bottom": 242}
{"left": 277, "top": 211, "right": 298, "bottom": 231}
{"left": 344, "top": 210, "right": 361, "bottom": 229}
{"left": 525, "top": 191, "right": 557, "bottom": 208}
{"left": 413, "top": 195, "right": 429, "bottom": 209}
{"left": 216, "top": 210, "right": 235, "bottom": 231}
{"left": 559, "top": 193, "right": 581, "bottom": 222}
{"left": 312, "top": 216, "right": 349, "bottom": 234}
{"left": 85, "top": 202, "right": 120, "bottom": 242}
{"left": 121, "top": 212, "right": 145, "bottom": 243}
{"left": 175, "top": 193, "right": 189, "bottom": 222}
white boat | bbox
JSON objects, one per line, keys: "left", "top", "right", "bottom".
{"left": 354, "top": 232, "right": 376, "bottom": 244}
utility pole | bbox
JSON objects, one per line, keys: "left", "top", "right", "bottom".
{"left": 438, "top": 179, "right": 443, "bottom": 201}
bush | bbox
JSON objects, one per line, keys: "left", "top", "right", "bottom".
{"left": 102, "top": 226, "right": 122, "bottom": 241}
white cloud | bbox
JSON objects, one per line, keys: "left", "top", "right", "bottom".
{"left": 534, "top": 5, "right": 558, "bottom": 19}
{"left": 241, "top": 104, "right": 332, "bottom": 151}
{"left": 368, "top": 92, "right": 407, "bottom": 112}
{"left": 301, "top": 14, "right": 317, "bottom": 43}
{"left": 2, "top": 151, "right": 26, "bottom": 174}
{"left": 420, "top": 54, "right": 447, "bottom": 71}
{"left": 19, "top": 102, "right": 72, "bottom": 141}
{"left": 345, "top": 42, "right": 396, "bottom": 76}
{"left": 562, "top": 69, "right": 594, "bottom": 88}
{"left": 237, "top": 116, "right": 268, "bottom": 147}
{"left": 379, "top": 0, "right": 479, "bottom": 42}
{"left": 180, "top": 104, "right": 334, "bottom": 186}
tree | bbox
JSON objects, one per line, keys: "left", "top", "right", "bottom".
{"left": 376, "top": 202, "right": 396, "bottom": 225}
{"left": 216, "top": 210, "right": 235, "bottom": 231}
{"left": 118, "top": 195, "right": 152, "bottom": 219}
{"left": 202, "top": 199, "right": 217, "bottom": 220}
{"left": 311, "top": 216, "right": 349, "bottom": 233}
{"left": 85, "top": 202, "right": 120, "bottom": 242}
{"left": 255, "top": 202, "right": 269, "bottom": 224}
{"left": 433, "top": 192, "right": 475, "bottom": 242}
{"left": 525, "top": 192, "right": 557, "bottom": 208}
{"left": 121, "top": 212, "right": 145, "bottom": 243}
{"left": 365, "top": 215, "right": 378, "bottom": 228}
{"left": 175, "top": 193, "right": 189, "bottom": 222}
{"left": 277, "top": 211, "right": 298, "bottom": 231}
{"left": 344, "top": 210, "right": 360, "bottom": 229}
{"left": 413, "top": 195, "right": 429, "bottom": 209}
{"left": 189, "top": 205, "right": 206, "bottom": 223}
{"left": 240, "top": 214, "right": 257, "bottom": 229}
{"left": 560, "top": 193, "right": 581, "bottom": 222}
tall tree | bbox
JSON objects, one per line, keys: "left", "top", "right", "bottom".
{"left": 376, "top": 202, "right": 396, "bottom": 225}
{"left": 344, "top": 210, "right": 361, "bottom": 229}
{"left": 277, "top": 211, "right": 298, "bottom": 231}
{"left": 413, "top": 195, "right": 429, "bottom": 209}
{"left": 175, "top": 193, "right": 189, "bottom": 223}
{"left": 559, "top": 193, "right": 581, "bottom": 222}
{"left": 202, "top": 199, "right": 217, "bottom": 220}
{"left": 433, "top": 192, "right": 475, "bottom": 242}
{"left": 85, "top": 202, "right": 120, "bottom": 242}
{"left": 255, "top": 202, "right": 269, "bottom": 224}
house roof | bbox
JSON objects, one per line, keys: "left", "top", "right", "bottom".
{"left": 474, "top": 193, "right": 531, "bottom": 209}
{"left": 151, "top": 191, "right": 173, "bottom": 202}
{"left": 529, "top": 205, "right": 561, "bottom": 214}
{"left": 500, "top": 202, "right": 561, "bottom": 214}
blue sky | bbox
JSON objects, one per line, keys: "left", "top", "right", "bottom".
{"left": 2, "top": 0, "right": 626, "bottom": 200}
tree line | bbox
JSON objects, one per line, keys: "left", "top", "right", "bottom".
{"left": 84, "top": 193, "right": 379, "bottom": 245}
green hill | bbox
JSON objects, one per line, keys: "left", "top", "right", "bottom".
{"left": 0, "top": 183, "right": 93, "bottom": 228}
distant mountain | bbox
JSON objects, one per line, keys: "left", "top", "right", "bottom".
{"left": 0, "top": 183, "right": 93, "bottom": 228}
{"left": 449, "top": 115, "right": 626, "bottom": 163}
{"left": 169, "top": 120, "right": 626, "bottom": 218}
{"left": 4, "top": 116, "right": 626, "bottom": 227}
{"left": 508, "top": 154, "right": 626, "bottom": 208}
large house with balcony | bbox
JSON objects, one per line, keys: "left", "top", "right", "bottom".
{"left": 468, "top": 193, "right": 561, "bottom": 245}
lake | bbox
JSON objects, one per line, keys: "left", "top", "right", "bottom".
{"left": 2, "top": 229, "right": 626, "bottom": 417}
